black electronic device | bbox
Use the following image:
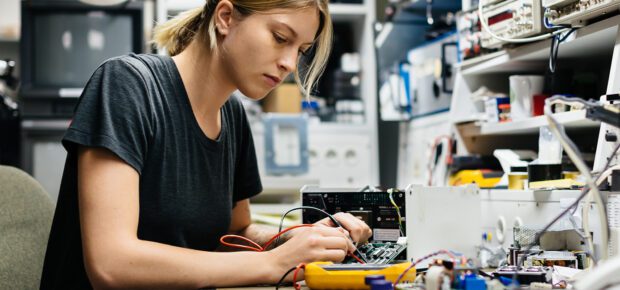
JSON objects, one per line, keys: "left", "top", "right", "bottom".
{"left": 19, "top": 0, "right": 144, "bottom": 117}
{"left": 301, "top": 186, "right": 406, "bottom": 243}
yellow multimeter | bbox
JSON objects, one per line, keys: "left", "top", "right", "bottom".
{"left": 304, "top": 262, "right": 416, "bottom": 289}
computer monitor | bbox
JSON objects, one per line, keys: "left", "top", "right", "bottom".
{"left": 20, "top": 1, "right": 143, "bottom": 116}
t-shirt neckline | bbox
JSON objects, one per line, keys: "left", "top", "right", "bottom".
{"left": 163, "top": 55, "right": 227, "bottom": 149}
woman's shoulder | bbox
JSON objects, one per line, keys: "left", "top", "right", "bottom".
{"left": 99, "top": 53, "right": 169, "bottom": 79}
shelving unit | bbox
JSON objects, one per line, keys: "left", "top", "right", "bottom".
{"left": 451, "top": 14, "right": 620, "bottom": 126}
{"left": 454, "top": 110, "right": 600, "bottom": 137}
{"left": 450, "top": 14, "right": 620, "bottom": 156}
{"left": 458, "top": 15, "right": 619, "bottom": 76}
{"left": 398, "top": 12, "right": 620, "bottom": 186}
{"left": 480, "top": 110, "right": 598, "bottom": 135}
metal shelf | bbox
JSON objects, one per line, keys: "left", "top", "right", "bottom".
{"left": 260, "top": 176, "right": 318, "bottom": 196}
{"left": 458, "top": 14, "right": 620, "bottom": 76}
{"left": 479, "top": 110, "right": 600, "bottom": 135}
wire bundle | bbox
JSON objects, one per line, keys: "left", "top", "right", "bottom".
{"left": 503, "top": 96, "right": 620, "bottom": 288}
{"left": 220, "top": 224, "right": 313, "bottom": 252}
{"left": 220, "top": 223, "right": 366, "bottom": 264}
{"left": 545, "top": 96, "right": 612, "bottom": 263}
{"left": 387, "top": 188, "right": 405, "bottom": 236}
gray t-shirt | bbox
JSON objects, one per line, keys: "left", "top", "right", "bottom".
{"left": 40, "top": 53, "right": 262, "bottom": 289}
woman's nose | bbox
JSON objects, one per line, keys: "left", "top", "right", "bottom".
{"left": 277, "top": 49, "right": 297, "bottom": 74}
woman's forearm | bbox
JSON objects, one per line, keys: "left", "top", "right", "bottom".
{"left": 87, "top": 238, "right": 287, "bottom": 289}
{"left": 235, "top": 223, "right": 281, "bottom": 245}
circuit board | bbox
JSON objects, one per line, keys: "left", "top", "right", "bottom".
{"left": 343, "top": 241, "right": 407, "bottom": 264}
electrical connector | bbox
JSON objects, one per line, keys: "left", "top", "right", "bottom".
{"left": 586, "top": 104, "right": 620, "bottom": 128}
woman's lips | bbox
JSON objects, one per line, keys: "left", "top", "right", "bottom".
{"left": 263, "top": 74, "right": 281, "bottom": 88}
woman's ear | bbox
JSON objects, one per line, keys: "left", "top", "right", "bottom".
{"left": 214, "top": 0, "right": 234, "bottom": 36}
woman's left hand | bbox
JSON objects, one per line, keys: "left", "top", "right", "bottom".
{"left": 313, "top": 212, "right": 372, "bottom": 243}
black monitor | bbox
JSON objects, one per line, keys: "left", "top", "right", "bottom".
{"left": 20, "top": 1, "right": 143, "bottom": 116}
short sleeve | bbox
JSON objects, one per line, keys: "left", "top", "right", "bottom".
{"left": 62, "top": 57, "right": 153, "bottom": 174}
{"left": 232, "top": 100, "right": 263, "bottom": 204}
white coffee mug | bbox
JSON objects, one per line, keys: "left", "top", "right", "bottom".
{"left": 509, "top": 75, "right": 544, "bottom": 120}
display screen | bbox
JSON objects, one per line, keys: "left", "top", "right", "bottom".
{"left": 33, "top": 11, "right": 133, "bottom": 88}
{"left": 488, "top": 10, "right": 514, "bottom": 26}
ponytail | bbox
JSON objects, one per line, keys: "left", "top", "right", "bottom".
{"left": 152, "top": 6, "right": 205, "bottom": 56}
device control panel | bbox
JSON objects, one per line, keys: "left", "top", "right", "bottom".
{"left": 481, "top": 0, "right": 546, "bottom": 48}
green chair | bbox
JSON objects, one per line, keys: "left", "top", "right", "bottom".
{"left": 0, "top": 165, "right": 54, "bottom": 290}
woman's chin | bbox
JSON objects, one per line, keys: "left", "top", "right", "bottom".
{"left": 239, "top": 87, "right": 272, "bottom": 101}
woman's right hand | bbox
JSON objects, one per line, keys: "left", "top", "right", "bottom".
{"left": 269, "top": 225, "right": 355, "bottom": 276}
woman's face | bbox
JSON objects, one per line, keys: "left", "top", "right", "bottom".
{"left": 219, "top": 6, "right": 320, "bottom": 100}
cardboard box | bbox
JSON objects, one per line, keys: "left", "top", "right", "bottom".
{"left": 262, "top": 83, "right": 302, "bottom": 113}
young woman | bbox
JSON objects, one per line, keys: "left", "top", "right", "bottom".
{"left": 40, "top": 0, "right": 372, "bottom": 289}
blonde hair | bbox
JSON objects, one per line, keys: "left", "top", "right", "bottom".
{"left": 153, "top": 0, "right": 332, "bottom": 98}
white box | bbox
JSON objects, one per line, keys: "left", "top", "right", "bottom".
{"left": 405, "top": 184, "right": 481, "bottom": 265}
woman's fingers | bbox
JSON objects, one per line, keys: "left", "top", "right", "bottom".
{"left": 320, "top": 249, "right": 348, "bottom": 262}
{"left": 313, "top": 227, "right": 356, "bottom": 253}
{"left": 331, "top": 212, "right": 372, "bottom": 243}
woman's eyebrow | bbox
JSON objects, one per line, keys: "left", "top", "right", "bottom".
{"left": 274, "top": 21, "right": 314, "bottom": 45}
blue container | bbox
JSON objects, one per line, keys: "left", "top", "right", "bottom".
{"left": 365, "top": 275, "right": 386, "bottom": 285}
{"left": 370, "top": 279, "right": 394, "bottom": 290}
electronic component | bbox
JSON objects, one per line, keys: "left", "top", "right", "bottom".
{"left": 544, "top": 0, "right": 620, "bottom": 27}
{"left": 457, "top": 9, "right": 488, "bottom": 60}
{"left": 304, "top": 262, "right": 416, "bottom": 290}
{"left": 301, "top": 186, "right": 406, "bottom": 242}
{"left": 395, "top": 259, "right": 481, "bottom": 290}
{"left": 523, "top": 251, "right": 583, "bottom": 268}
{"left": 494, "top": 266, "right": 552, "bottom": 285}
{"left": 343, "top": 239, "right": 407, "bottom": 265}
{"left": 480, "top": 0, "right": 546, "bottom": 48}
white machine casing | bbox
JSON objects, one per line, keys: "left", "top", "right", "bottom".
{"left": 481, "top": 190, "right": 619, "bottom": 260}
{"left": 405, "top": 184, "right": 481, "bottom": 265}
{"left": 481, "top": 0, "right": 546, "bottom": 48}
{"left": 407, "top": 33, "right": 458, "bottom": 118}
{"left": 544, "top": 0, "right": 620, "bottom": 27}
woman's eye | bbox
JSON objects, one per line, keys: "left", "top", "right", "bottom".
{"left": 273, "top": 33, "right": 286, "bottom": 44}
